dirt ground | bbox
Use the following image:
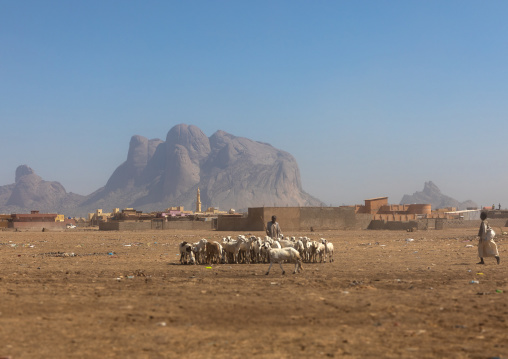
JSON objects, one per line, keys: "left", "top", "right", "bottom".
{"left": 0, "top": 227, "right": 507, "bottom": 359}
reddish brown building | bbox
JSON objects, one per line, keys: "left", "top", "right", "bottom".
{"left": 354, "top": 197, "right": 433, "bottom": 221}
{"left": 9, "top": 211, "right": 75, "bottom": 230}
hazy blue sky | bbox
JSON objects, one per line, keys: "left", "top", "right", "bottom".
{"left": 1, "top": 1, "right": 507, "bottom": 209}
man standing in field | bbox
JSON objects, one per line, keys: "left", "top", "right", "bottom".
{"left": 477, "top": 211, "right": 500, "bottom": 265}
{"left": 266, "top": 215, "right": 282, "bottom": 239}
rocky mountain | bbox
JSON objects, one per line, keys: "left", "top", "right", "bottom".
{"left": 400, "top": 181, "right": 478, "bottom": 210}
{"left": 79, "top": 124, "right": 323, "bottom": 213}
{"left": 0, "top": 165, "right": 85, "bottom": 215}
{"left": 0, "top": 124, "right": 323, "bottom": 216}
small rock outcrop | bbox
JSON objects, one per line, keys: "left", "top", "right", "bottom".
{"left": 400, "top": 181, "right": 478, "bottom": 210}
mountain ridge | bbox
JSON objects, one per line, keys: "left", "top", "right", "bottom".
{"left": 0, "top": 124, "right": 324, "bottom": 216}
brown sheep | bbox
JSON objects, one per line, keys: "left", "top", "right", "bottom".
{"left": 205, "top": 241, "right": 222, "bottom": 264}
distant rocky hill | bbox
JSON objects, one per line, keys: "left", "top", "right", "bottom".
{"left": 400, "top": 181, "right": 478, "bottom": 210}
{"left": 0, "top": 124, "right": 323, "bottom": 216}
{"left": 0, "top": 165, "right": 84, "bottom": 215}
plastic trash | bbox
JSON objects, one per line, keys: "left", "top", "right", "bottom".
{"left": 405, "top": 238, "right": 414, "bottom": 242}
{"left": 470, "top": 280, "right": 479, "bottom": 284}
{"left": 496, "top": 289, "right": 503, "bottom": 293}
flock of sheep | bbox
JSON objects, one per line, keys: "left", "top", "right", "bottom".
{"left": 178, "top": 235, "right": 334, "bottom": 275}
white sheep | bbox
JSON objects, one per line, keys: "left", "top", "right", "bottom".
{"left": 321, "top": 238, "right": 334, "bottom": 263}
{"left": 278, "top": 239, "right": 297, "bottom": 249}
{"left": 251, "top": 236, "right": 263, "bottom": 263}
{"left": 311, "top": 241, "right": 325, "bottom": 263}
{"left": 238, "top": 235, "right": 256, "bottom": 264}
{"left": 192, "top": 238, "right": 208, "bottom": 264}
{"left": 271, "top": 240, "right": 282, "bottom": 249}
{"left": 221, "top": 238, "right": 243, "bottom": 264}
{"left": 264, "top": 244, "right": 303, "bottom": 275}
{"left": 295, "top": 239, "right": 305, "bottom": 258}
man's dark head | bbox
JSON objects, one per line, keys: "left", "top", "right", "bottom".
{"left": 480, "top": 212, "right": 487, "bottom": 221}
{"left": 272, "top": 215, "right": 276, "bottom": 222}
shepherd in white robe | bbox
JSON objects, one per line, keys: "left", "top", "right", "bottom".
{"left": 477, "top": 212, "right": 500, "bottom": 265}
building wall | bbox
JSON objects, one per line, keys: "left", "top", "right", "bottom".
{"left": 0, "top": 215, "right": 9, "bottom": 228}
{"left": 261, "top": 207, "right": 302, "bottom": 231}
{"left": 369, "top": 218, "right": 508, "bottom": 231}
{"left": 161, "top": 220, "right": 213, "bottom": 230}
{"left": 300, "top": 207, "right": 368, "bottom": 230}
{"left": 218, "top": 207, "right": 372, "bottom": 232}
{"left": 439, "top": 218, "right": 508, "bottom": 229}
{"left": 99, "top": 222, "right": 121, "bottom": 231}
{"left": 364, "top": 197, "right": 388, "bottom": 214}
{"left": 246, "top": 208, "right": 267, "bottom": 231}
{"left": 217, "top": 216, "right": 250, "bottom": 231}
{"left": 99, "top": 221, "right": 151, "bottom": 231}
{"left": 10, "top": 222, "right": 67, "bottom": 231}
{"left": 100, "top": 220, "right": 214, "bottom": 231}
{"left": 368, "top": 220, "right": 419, "bottom": 231}
{"left": 374, "top": 213, "right": 418, "bottom": 221}
{"left": 407, "top": 204, "right": 431, "bottom": 215}
{"left": 485, "top": 210, "right": 508, "bottom": 219}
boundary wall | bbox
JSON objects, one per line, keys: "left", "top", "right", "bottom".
{"left": 368, "top": 218, "right": 508, "bottom": 231}
{"left": 98, "top": 210, "right": 508, "bottom": 232}
{"left": 99, "top": 220, "right": 214, "bottom": 231}
{"left": 10, "top": 222, "right": 67, "bottom": 231}
{"left": 368, "top": 220, "right": 419, "bottom": 231}
{"left": 437, "top": 218, "right": 508, "bottom": 230}
{"left": 217, "top": 207, "right": 372, "bottom": 232}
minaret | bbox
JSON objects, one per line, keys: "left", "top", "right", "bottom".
{"left": 196, "top": 187, "right": 202, "bottom": 213}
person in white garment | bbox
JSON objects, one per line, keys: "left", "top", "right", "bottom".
{"left": 266, "top": 215, "right": 282, "bottom": 239}
{"left": 477, "top": 211, "right": 500, "bottom": 265}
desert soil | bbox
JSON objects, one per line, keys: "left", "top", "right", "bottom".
{"left": 0, "top": 227, "right": 507, "bottom": 359}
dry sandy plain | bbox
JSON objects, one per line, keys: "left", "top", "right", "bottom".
{"left": 0, "top": 226, "right": 507, "bottom": 359}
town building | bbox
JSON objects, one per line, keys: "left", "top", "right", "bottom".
{"left": 6, "top": 210, "right": 76, "bottom": 230}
